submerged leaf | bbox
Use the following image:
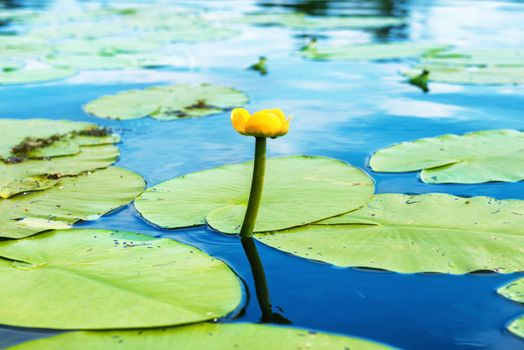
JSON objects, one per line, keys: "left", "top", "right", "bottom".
{"left": 0, "top": 167, "right": 145, "bottom": 239}
{"left": 135, "top": 156, "right": 374, "bottom": 233}
{"left": 0, "top": 229, "right": 241, "bottom": 329}
{"left": 255, "top": 193, "right": 524, "bottom": 274}
{"left": 370, "top": 129, "right": 524, "bottom": 184}
{"left": 84, "top": 84, "right": 249, "bottom": 120}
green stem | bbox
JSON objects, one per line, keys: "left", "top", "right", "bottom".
{"left": 241, "top": 236, "right": 273, "bottom": 322}
{"left": 239, "top": 137, "right": 267, "bottom": 239}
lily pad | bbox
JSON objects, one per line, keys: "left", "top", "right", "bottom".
{"left": 499, "top": 277, "right": 524, "bottom": 303}
{"left": 84, "top": 84, "right": 249, "bottom": 120}
{"left": 0, "top": 119, "right": 103, "bottom": 161}
{"left": 498, "top": 277, "right": 524, "bottom": 339}
{"left": 45, "top": 53, "right": 176, "bottom": 70}
{"left": 0, "top": 59, "right": 24, "bottom": 71}
{"left": 0, "top": 67, "right": 76, "bottom": 85}
{"left": 135, "top": 156, "right": 374, "bottom": 233}
{"left": 301, "top": 42, "right": 449, "bottom": 61}
{"left": 255, "top": 193, "right": 524, "bottom": 274}
{"left": 28, "top": 23, "right": 126, "bottom": 39}
{"left": 0, "top": 167, "right": 145, "bottom": 239}
{"left": 0, "top": 229, "right": 241, "bottom": 329}
{"left": 369, "top": 129, "right": 524, "bottom": 184}
{"left": 424, "top": 48, "right": 524, "bottom": 67}
{"left": 405, "top": 65, "right": 524, "bottom": 85}
{"left": 56, "top": 37, "right": 163, "bottom": 55}
{"left": 0, "top": 36, "right": 49, "bottom": 58}
{"left": 7, "top": 323, "right": 393, "bottom": 350}
{"left": 0, "top": 144, "right": 119, "bottom": 198}
{"left": 241, "top": 13, "right": 404, "bottom": 30}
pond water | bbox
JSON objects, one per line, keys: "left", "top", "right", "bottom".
{"left": 1, "top": 0, "right": 524, "bottom": 349}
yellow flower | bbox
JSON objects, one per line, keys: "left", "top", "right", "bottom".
{"left": 231, "top": 108, "right": 291, "bottom": 138}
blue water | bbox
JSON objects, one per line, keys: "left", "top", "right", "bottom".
{"left": 1, "top": 0, "right": 524, "bottom": 349}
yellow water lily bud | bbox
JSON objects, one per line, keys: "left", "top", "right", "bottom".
{"left": 231, "top": 108, "right": 291, "bottom": 138}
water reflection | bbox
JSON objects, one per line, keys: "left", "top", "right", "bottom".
{"left": 241, "top": 236, "right": 291, "bottom": 324}
{"left": 257, "top": 0, "right": 410, "bottom": 40}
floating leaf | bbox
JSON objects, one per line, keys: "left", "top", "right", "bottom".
{"left": 0, "top": 36, "right": 49, "bottom": 58}
{"left": 300, "top": 42, "right": 449, "bottom": 61}
{"left": 135, "top": 156, "right": 374, "bottom": 233}
{"left": 255, "top": 193, "right": 524, "bottom": 274}
{"left": 0, "top": 119, "right": 101, "bottom": 161}
{"left": 424, "top": 48, "right": 524, "bottom": 67}
{"left": 7, "top": 323, "right": 393, "bottom": 350}
{"left": 0, "top": 167, "right": 145, "bottom": 239}
{"left": 0, "top": 229, "right": 241, "bottom": 329}
{"left": 0, "top": 144, "right": 119, "bottom": 198}
{"left": 370, "top": 129, "right": 524, "bottom": 184}
{"left": 404, "top": 65, "right": 524, "bottom": 85}
{"left": 29, "top": 23, "right": 126, "bottom": 39}
{"left": 498, "top": 277, "right": 524, "bottom": 304}
{"left": 498, "top": 277, "right": 524, "bottom": 339}
{"left": 56, "top": 37, "right": 163, "bottom": 55}
{"left": 45, "top": 53, "right": 177, "bottom": 70}
{"left": 0, "top": 67, "right": 76, "bottom": 85}
{"left": 241, "top": 13, "right": 404, "bottom": 30}
{"left": 508, "top": 316, "right": 524, "bottom": 339}
{"left": 141, "top": 26, "right": 238, "bottom": 43}
{"left": 84, "top": 84, "right": 249, "bottom": 120}
{"left": 0, "top": 59, "right": 24, "bottom": 71}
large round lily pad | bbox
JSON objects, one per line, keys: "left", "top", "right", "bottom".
{"left": 404, "top": 65, "right": 524, "bottom": 85}
{"left": 0, "top": 36, "right": 49, "bottom": 58}
{"left": 240, "top": 13, "right": 404, "bottom": 30}
{"left": 255, "top": 193, "right": 524, "bottom": 274}
{"left": 84, "top": 84, "right": 249, "bottom": 120}
{"left": 0, "top": 67, "right": 76, "bottom": 85}
{"left": 0, "top": 144, "right": 119, "bottom": 198}
{"left": 498, "top": 277, "right": 524, "bottom": 339}
{"left": 301, "top": 42, "right": 449, "bottom": 61}
{"left": 0, "top": 167, "right": 145, "bottom": 239}
{"left": 56, "top": 37, "right": 163, "bottom": 55}
{"left": 135, "top": 156, "right": 374, "bottom": 234}
{"left": 7, "top": 323, "right": 393, "bottom": 350}
{"left": 0, "top": 229, "right": 241, "bottom": 329}
{"left": 0, "top": 119, "right": 105, "bottom": 161}
{"left": 370, "top": 129, "right": 524, "bottom": 184}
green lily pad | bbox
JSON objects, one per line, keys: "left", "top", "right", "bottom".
{"left": 0, "top": 59, "right": 24, "bottom": 71}
{"left": 255, "top": 193, "right": 524, "bottom": 274}
{"left": 0, "top": 167, "right": 145, "bottom": 239}
{"left": 45, "top": 53, "right": 177, "bottom": 70}
{"left": 0, "top": 67, "right": 76, "bottom": 85}
{"left": 508, "top": 316, "right": 524, "bottom": 339}
{"left": 84, "top": 84, "right": 249, "bottom": 120}
{"left": 0, "top": 144, "right": 119, "bottom": 198}
{"left": 0, "top": 229, "right": 241, "bottom": 329}
{"left": 0, "top": 36, "right": 49, "bottom": 58}
{"left": 498, "top": 277, "right": 524, "bottom": 303}
{"left": 56, "top": 37, "right": 163, "bottom": 55}
{"left": 497, "top": 278, "right": 524, "bottom": 339}
{"left": 135, "top": 156, "right": 374, "bottom": 233}
{"left": 404, "top": 65, "right": 524, "bottom": 85}
{"left": 370, "top": 129, "right": 524, "bottom": 184}
{"left": 301, "top": 42, "right": 449, "bottom": 61}
{"left": 424, "top": 48, "right": 524, "bottom": 67}
{"left": 0, "top": 119, "right": 103, "bottom": 161}
{"left": 140, "top": 26, "right": 238, "bottom": 43}
{"left": 28, "top": 23, "right": 127, "bottom": 39}
{"left": 241, "top": 13, "right": 404, "bottom": 30}
{"left": 6, "top": 324, "right": 393, "bottom": 350}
